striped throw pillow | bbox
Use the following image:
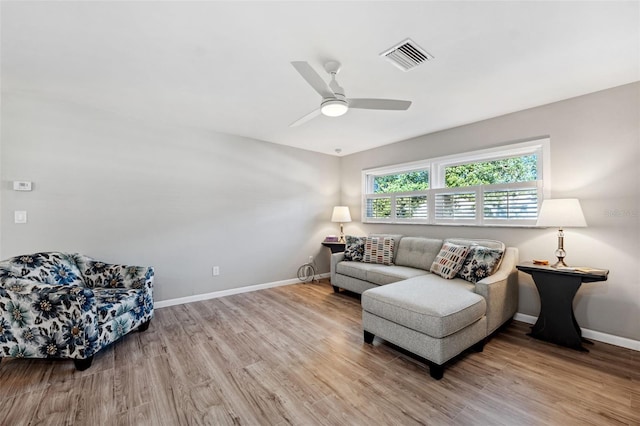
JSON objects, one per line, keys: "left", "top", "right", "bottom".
{"left": 363, "top": 237, "right": 395, "bottom": 265}
{"left": 430, "top": 243, "right": 470, "bottom": 279}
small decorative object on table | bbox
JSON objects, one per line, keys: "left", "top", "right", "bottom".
{"left": 324, "top": 235, "right": 339, "bottom": 242}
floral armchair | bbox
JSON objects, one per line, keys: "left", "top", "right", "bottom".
{"left": 0, "top": 252, "right": 154, "bottom": 370}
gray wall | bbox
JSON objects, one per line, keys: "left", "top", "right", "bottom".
{"left": 340, "top": 82, "right": 640, "bottom": 341}
{"left": 1, "top": 93, "right": 340, "bottom": 301}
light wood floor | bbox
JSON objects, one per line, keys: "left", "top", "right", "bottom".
{"left": 1, "top": 279, "right": 638, "bottom": 425}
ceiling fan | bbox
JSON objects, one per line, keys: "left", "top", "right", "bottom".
{"left": 289, "top": 60, "right": 412, "bottom": 127}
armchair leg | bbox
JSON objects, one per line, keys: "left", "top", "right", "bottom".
{"left": 138, "top": 319, "right": 151, "bottom": 332}
{"left": 74, "top": 356, "right": 94, "bottom": 371}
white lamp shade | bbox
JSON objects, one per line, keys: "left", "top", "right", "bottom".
{"left": 331, "top": 206, "right": 352, "bottom": 223}
{"left": 536, "top": 199, "right": 587, "bottom": 228}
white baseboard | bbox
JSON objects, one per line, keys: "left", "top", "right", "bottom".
{"left": 155, "top": 272, "right": 330, "bottom": 309}
{"left": 514, "top": 313, "right": 640, "bottom": 351}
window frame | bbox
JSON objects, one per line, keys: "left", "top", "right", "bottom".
{"left": 361, "top": 138, "right": 550, "bottom": 227}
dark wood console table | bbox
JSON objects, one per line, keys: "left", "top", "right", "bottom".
{"left": 517, "top": 262, "right": 608, "bottom": 352}
{"left": 321, "top": 241, "right": 345, "bottom": 254}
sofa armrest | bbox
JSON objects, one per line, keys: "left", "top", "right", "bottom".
{"left": 0, "top": 277, "right": 100, "bottom": 359}
{"left": 474, "top": 247, "right": 519, "bottom": 335}
{"left": 330, "top": 252, "right": 346, "bottom": 283}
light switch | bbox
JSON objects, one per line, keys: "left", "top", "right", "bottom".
{"left": 14, "top": 211, "right": 27, "bottom": 224}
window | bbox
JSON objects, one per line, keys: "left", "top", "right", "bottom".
{"left": 362, "top": 138, "right": 549, "bottom": 226}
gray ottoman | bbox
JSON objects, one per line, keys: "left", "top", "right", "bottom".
{"left": 362, "top": 275, "right": 488, "bottom": 380}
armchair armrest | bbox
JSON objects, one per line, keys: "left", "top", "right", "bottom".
{"left": 117, "top": 265, "right": 154, "bottom": 290}
{"left": 0, "top": 277, "right": 99, "bottom": 359}
{"left": 474, "top": 247, "right": 519, "bottom": 335}
{"left": 74, "top": 254, "right": 154, "bottom": 290}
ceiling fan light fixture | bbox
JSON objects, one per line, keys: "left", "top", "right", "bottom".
{"left": 321, "top": 99, "right": 348, "bottom": 117}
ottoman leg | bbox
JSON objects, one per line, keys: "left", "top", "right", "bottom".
{"left": 428, "top": 362, "right": 444, "bottom": 380}
{"left": 472, "top": 338, "right": 486, "bottom": 352}
{"left": 363, "top": 330, "right": 375, "bottom": 344}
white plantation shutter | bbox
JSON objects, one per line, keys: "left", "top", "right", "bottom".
{"left": 434, "top": 189, "right": 477, "bottom": 224}
{"left": 365, "top": 196, "right": 392, "bottom": 220}
{"left": 364, "top": 193, "right": 429, "bottom": 222}
{"left": 483, "top": 182, "right": 541, "bottom": 225}
{"left": 395, "top": 195, "right": 428, "bottom": 220}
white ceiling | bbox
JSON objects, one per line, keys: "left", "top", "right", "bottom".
{"left": 2, "top": 1, "right": 639, "bottom": 156}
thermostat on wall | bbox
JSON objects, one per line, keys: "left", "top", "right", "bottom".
{"left": 13, "top": 181, "right": 32, "bottom": 191}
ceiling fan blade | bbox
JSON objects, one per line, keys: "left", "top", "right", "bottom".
{"left": 289, "top": 108, "right": 322, "bottom": 127}
{"left": 291, "top": 61, "right": 334, "bottom": 99}
{"left": 348, "top": 98, "right": 412, "bottom": 111}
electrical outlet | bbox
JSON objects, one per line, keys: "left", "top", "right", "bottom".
{"left": 308, "top": 256, "right": 313, "bottom": 263}
{"left": 212, "top": 266, "right": 220, "bottom": 276}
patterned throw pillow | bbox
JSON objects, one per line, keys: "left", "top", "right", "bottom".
{"left": 363, "top": 236, "right": 395, "bottom": 265}
{"left": 430, "top": 243, "right": 469, "bottom": 279}
{"left": 457, "top": 246, "right": 504, "bottom": 283}
{"left": 344, "top": 235, "right": 366, "bottom": 261}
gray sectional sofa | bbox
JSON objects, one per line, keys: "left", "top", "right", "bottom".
{"left": 330, "top": 235, "right": 519, "bottom": 379}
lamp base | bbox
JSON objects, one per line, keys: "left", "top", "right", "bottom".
{"left": 551, "top": 230, "right": 568, "bottom": 268}
{"left": 338, "top": 223, "right": 345, "bottom": 243}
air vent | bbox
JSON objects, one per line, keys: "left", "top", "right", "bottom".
{"left": 380, "top": 38, "right": 434, "bottom": 71}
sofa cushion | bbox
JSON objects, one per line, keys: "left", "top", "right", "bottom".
{"left": 394, "top": 237, "right": 443, "bottom": 270}
{"left": 363, "top": 236, "right": 395, "bottom": 265}
{"left": 430, "top": 243, "right": 469, "bottom": 279}
{"left": 362, "top": 275, "right": 484, "bottom": 338}
{"left": 366, "top": 265, "right": 429, "bottom": 286}
{"left": 336, "top": 261, "right": 381, "bottom": 281}
{"left": 344, "top": 235, "right": 366, "bottom": 261}
{"left": 457, "top": 246, "right": 504, "bottom": 283}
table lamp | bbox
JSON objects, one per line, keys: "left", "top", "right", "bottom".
{"left": 331, "top": 206, "right": 351, "bottom": 243}
{"left": 536, "top": 198, "right": 587, "bottom": 267}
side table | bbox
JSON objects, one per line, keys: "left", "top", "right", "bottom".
{"left": 516, "top": 262, "right": 608, "bottom": 352}
{"left": 321, "top": 241, "right": 345, "bottom": 254}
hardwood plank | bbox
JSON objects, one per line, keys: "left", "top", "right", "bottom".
{"left": 0, "top": 389, "right": 45, "bottom": 426}
{"left": 0, "top": 358, "right": 53, "bottom": 400}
